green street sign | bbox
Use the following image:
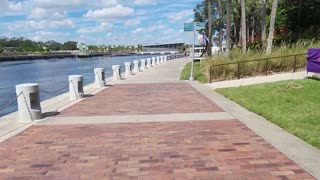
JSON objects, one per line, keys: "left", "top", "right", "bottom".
{"left": 196, "top": 22, "right": 206, "bottom": 30}
{"left": 184, "top": 22, "right": 206, "bottom": 32}
{"left": 184, "top": 22, "right": 194, "bottom": 32}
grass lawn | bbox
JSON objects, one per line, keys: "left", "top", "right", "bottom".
{"left": 216, "top": 79, "right": 320, "bottom": 149}
{"left": 180, "top": 61, "right": 207, "bottom": 83}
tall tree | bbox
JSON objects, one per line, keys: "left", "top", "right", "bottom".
{"left": 241, "top": 0, "right": 247, "bottom": 54}
{"left": 217, "top": 0, "right": 223, "bottom": 54}
{"left": 226, "top": 0, "right": 231, "bottom": 56}
{"left": 207, "top": 0, "right": 212, "bottom": 56}
{"left": 266, "top": 0, "right": 279, "bottom": 54}
{"left": 261, "top": 0, "right": 267, "bottom": 49}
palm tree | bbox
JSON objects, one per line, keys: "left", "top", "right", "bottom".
{"left": 241, "top": 0, "right": 246, "bottom": 54}
{"left": 207, "top": 0, "right": 212, "bottom": 56}
{"left": 226, "top": 0, "right": 231, "bottom": 57}
{"left": 261, "top": 0, "right": 267, "bottom": 50}
{"left": 266, "top": 0, "right": 279, "bottom": 55}
{"left": 217, "top": 0, "right": 223, "bottom": 54}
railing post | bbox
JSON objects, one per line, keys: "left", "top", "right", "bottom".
{"left": 265, "top": 59, "right": 268, "bottom": 75}
{"left": 69, "top": 75, "right": 84, "bottom": 100}
{"left": 237, "top": 62, "right": 240, "bottom": 79}
{"left": 210, "top": 66, "right": 212, "bottom": 83}
{"left": 16, "top": 83, "right": 42, "bottom": 122}
{"left": 293, "top": 55, "right": 297, "bottom": 73}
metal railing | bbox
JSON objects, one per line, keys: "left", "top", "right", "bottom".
{"left": 209, "top": 53, "right": 307, "bottom": 83}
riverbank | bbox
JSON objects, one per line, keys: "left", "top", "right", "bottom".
{"left": 0, "top": 52, "right": 176, "bottom": 62}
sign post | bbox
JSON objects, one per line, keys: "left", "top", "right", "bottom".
{"left": 184, "top": 22, "right": 205, "bottom": 81}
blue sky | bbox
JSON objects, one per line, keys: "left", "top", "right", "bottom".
{"left": 0, "top": 0, "right": 202, "bottom": 45}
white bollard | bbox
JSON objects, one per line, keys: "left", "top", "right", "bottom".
{"left": 69, "top": 75, "right": 84, "bottom": 100}
{"left": 94, "top": 68, "right": 105, "bottom": 88}
{"left": 124, "top": 62, "right": 132, "bottom": 77}
{"left": 151, "top": 57, "right": 156, "bottom": 66}
{"left": 140, "top": 59, "right": 146, "bottom": 71}
{"left": 16, "top": 83, "right": 42, "bottom": 122}
{"left": 161, "top": 56, "right": 164, "bottom": 63}
{"left": 164, "top": 56, "right": 168, "bottom": 62}
{"left": 133, "top": 60, "right": 140, "bottom": 74}
{"left": 156, "top": 56, "right": 160, "bottom": 64}
{"left": 146, "top": 58, "right": 151, "bottom": 68}
{"left": 112, "top": 65, "right": 121, "bottom": 81}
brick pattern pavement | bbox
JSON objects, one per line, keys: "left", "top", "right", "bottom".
{"left": 0, "top": 120, "right": 314, "bottom": 179}
{"left": 59, "top": 83, "right": 224, "bottom": 116}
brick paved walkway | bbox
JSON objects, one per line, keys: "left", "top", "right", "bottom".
{"left": 59, "top": 83, "right": 223, "bottom": 116}
{"left": 0, "top": 120, "right": 314, "bottom": 179}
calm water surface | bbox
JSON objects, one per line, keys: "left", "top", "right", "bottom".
{"left": 0, "top": 55, "right": 154, "bottom": 117}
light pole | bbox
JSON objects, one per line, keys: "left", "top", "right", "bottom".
{"left": 189, "top": 22, "right": 196, "bottom": 81}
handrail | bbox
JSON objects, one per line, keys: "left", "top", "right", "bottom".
{"left": 209, "top": 53, "right": 307, "bottom": 83}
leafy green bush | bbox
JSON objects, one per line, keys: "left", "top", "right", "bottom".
{"left": 204, "top": 40, "right": 319, "bottom": 82}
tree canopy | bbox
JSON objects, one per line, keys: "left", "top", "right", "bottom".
{"left": 193, "top": 0, "right": 320, "bottom": 55}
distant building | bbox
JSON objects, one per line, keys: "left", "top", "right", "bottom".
{"left": 143, "top": 43, "right": 184, "bottom": 53}
{"left": 1, "top": 47, "right": 21, "bottom": 52}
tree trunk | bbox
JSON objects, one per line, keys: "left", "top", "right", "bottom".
{"left": 241, "top": 0, "right": 246, "bottom": 54}
{"left": 251, "top": 18, "right": 255, "bottom": 42}
{"left": 207, "top": 0, "right": 212, "bottom": 56}
{"left": 239, "top": 25, "right": 242, "bottom": 46}
{"left": 218, "top": 0, "right": 223, "bottom": 54}
{"left": 261, "top": 0, "right": 267, "bottom": 50}
{"left": 226, "top": 0, "right": 231, "bottom": 56}
{"left": 247, "top": 23, "right": 250, "bottom": 43}
{"left": 234, "top": 23, "right": 237, "bottom": 48}
{"left": 266, "top": 0, "right": 279, "bottom": 55}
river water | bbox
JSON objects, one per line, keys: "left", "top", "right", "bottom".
{"left": 0, "top": 55, "right": 155, "bottom": 117}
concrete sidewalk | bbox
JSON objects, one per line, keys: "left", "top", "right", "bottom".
{"left": 116, "top": 57, "right": 189, "bottom": 84}
{"left": 206, "top": 71, "right": 306, "bottom": 89}
{"left": 0, "top": 56, "right": 318, "bottom": 179}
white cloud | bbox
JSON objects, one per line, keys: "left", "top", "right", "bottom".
{"left": 105, "top": 32, "right": 112, "bottom": 38}
{"left": 95, "top": 0, "right": 118, "bottom": 7}
{"left": 8, "top": 1, "right": 24, "bottom": 12}
{"left": 132, "top": 24, "right": 166, "bottom": 34}
{"left": 166, "top": 10, "right": 193, "bottom": 22}
{"left": 1, "top": 32, "right": 14, "bottom": 38}
{"left": 31, "top": 0, "right": 86, "bottom": 9}
{"left": 77, "top": 22, "right": 113, "bottom": 33}
{"left": 8, "top": 19, "right": 73, "bottom": 30}
{"left": 28, "top": 8, "right": 66, "bottom": 20}
{"left": 25, "top": 19, "right": 74, "bottom": 29}
{"left": 133, "top": 0, "right": 157, "bottom": 5}
{"left": 132, "top": 28, "right": 144, "bottom": 34}
{"left": 0, "top": 0, "right": 25, "bottom": 15}
{"left": 84, "top": 5, "right": 134, "bottom": 20}
{"left": 163, "top": 29, "right": 175, "bottom": 35}
{"left": 124, "top": 19, "right": 140, "bottom": 27}
{"left": 26, "top": 31, "right": 70, "bottom": 42}
{"left": 146, "top": 25, "right": 166, "bottom": 32}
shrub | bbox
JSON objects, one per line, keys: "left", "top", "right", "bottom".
{"left": 205, "top": 40, "right": 319, "bottom": 82}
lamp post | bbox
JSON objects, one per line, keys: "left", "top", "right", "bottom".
{"left": 189, "top": 22, "right": 196, "bottom": 81}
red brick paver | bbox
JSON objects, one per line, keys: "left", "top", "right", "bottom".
{"left": 59, "top": 83, "right": 223, "bottom": 116}
{"left": 0, "top": 120, "right": 314, "bottom": 179}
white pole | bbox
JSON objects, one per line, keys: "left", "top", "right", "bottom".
{"left": 189, "top": 22, "right": 196, "bottom": 81}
